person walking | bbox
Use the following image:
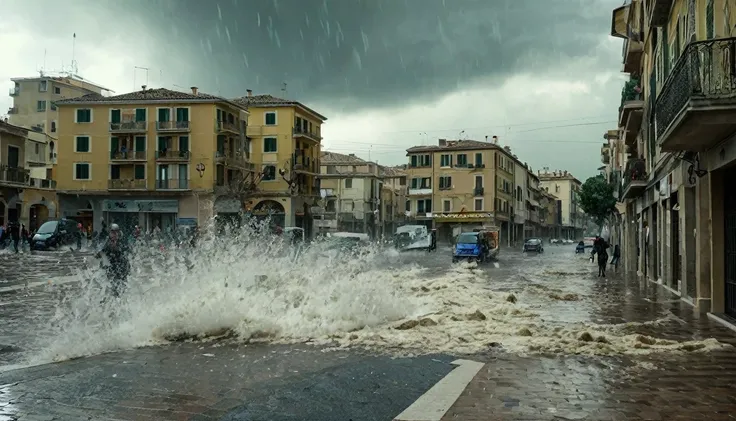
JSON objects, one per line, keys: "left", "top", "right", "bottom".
{"left": 610, "top": 244, "right": 621, "bottom": 270}
{"left": 9, "top": 221, "right": 20, "bottom": 253}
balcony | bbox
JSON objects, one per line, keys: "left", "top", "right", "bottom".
{"left": 655, "top": 37, "right": 736, "bottom": 152}
{"left": 217, "top": 120, "right": 239, "bottom": 134}
{"left": 620, "top": 158, "right": 647, "bottom": 200}
{"left": 622, "top": 32, "right": 643, "bottom": 74}
{"left": 619, "top": 81, "right": 644, "bottom": 145}
{"left": 9, "top": 87, "right": 19, "bottom": 96}
{"left": 215, "top": 150, "right": 252, "bottom": 169}
{"left": 156, "top": 179, "right": 189, "bottom": 190}
{"left": 474, "top": 187, "right": 484, "bottom": 196}
{"left": 156, "top": 120, "right": 190, "bottom": 132}
{"left": 110, "top": 150, "right": 146, "bottom": 161}
{"left": 110, "top": 121, "right": 147, "bottom": 133}
{"left": 108, "top": 179, "right": 147, "bottom": 190}
{"left": 156, "top": 150, "right": 190, "bottom": 161}
{"left": 28, "top": 178, "right": 56, "bottom": 189}
{"left": 292, "top": 153, "right": 317, "bottom": 173}
{"left": 0, "top": 166, "right": 30, "bottom": 185}
{"left": 292, "top": 127, "right": 322, "bottom": 142}
{"left": 407, "top": 187, "right": 432, "bottom": 195}
{"left": 648, "top": 0, "right": 672, "bottom": 27}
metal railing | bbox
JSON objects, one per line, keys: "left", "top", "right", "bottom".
{"left": 156, "top": 120, "right": 190, "bottom": 131}
{"left": 217, "top": 121, "right": 238, "bottom": 132}
{"left": 156, "top": 179, "right": 189, "bottom": 190}
{"left": 474, "top": 187, "right": 484, "bottom": 196}
{"left": 292, "top": 127, "right": 321, "bottom": 141}
{"left": 108, "top": 179, "right": 146, "bottom": 190}
{"left": 156, "top": 150, "right": 190, "bottom": 160}
{"left": 656, "top": 37, "right": 736, "bottom": 140}
{"left": 622, "top": 158, "right": 647, "bottom": 192}
{"left": 110, "top": 151, "right": 146, "bottom": 160}
{"left": 110, "top": 121, "right": 147, "bottom": 132}
{"left": 0, "top": 166, "right": 29, "bottom": 184}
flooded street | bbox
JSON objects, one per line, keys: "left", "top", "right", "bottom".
{"left": 1, "top": 242, "right": 735, "bottom": 420}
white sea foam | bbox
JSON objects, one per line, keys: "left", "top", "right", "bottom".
{"left": 30, "top": 220, "right": 731, "bottom": 364}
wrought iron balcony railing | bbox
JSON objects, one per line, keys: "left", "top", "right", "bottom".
{"left": 156, "top": 179, "right": 189, "bottom": 190}
{"left": 622, "top": 158, "right": 647, "bottom": 191}
{"left": 156, "top": 150, "right": 190, "bottom": 160}
{"left": 110, "top": 121, "right": 147, "bottom": 132}
{"left": 156, "top": 121, "right": 190, "bottom": 131}
{"left": 655, "top": 37, "right": 736, "bottom": 140}
{"left": 108, "top": 179, "right": 147, "bottom": 190}
{"left": 110, "top": 151, "right": 146, "bottom": 160}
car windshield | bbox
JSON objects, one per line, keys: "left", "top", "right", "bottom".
{"left": 456, "top": 233, "right": 478, "bottom": 244}
{"left": 526, "top": 239, "right": 541, "bottom": 245}
{"left": 37, "top": 221, "right": 58, "bottom": 234}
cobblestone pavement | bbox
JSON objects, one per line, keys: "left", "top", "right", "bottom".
{"left": 1, "top": 245, "right": 736, "bottom": 420}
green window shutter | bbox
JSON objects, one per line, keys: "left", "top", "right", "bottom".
{"left": 111, "top": 109, "right": 121, "bottom": 123}
{"left": 110, "top": 137, "right": 119, "bottom": 151}
{"left": 179, "top": 136, "right": 189, "bottom": 151}
{"left": 158, "top": 108, "right": 169, "bottom": 122}
{"left": 134, "top": 165, "right": 145, "bottom": 179}
{"left": 135, "top": 108, "right": 146, "bottom": 122}
{"left": 135, "top": 136, "right": 146, "bottom": 151}
{"left": 176, "top": 108, "right": 189, "bottom": 122}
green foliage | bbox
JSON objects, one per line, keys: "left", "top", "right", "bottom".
{"left": 578, "top": 175, "right": 617, "bottom": 227}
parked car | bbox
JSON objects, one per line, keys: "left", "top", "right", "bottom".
{"left": 523, "top": 238, "right": 544, "bottom": 253}
{"left": 30, "top": 219, "right": 80, "bottom": 250}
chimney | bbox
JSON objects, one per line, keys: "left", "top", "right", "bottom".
{"left": 348, "top": 153, "right": 356, "bottom": 157}
{"left": 485, "top": 135, "right": 488, "bottom": 142}
{"left": 141, "top": 85, "right": 147, "bottom": 91}
{"left": 191, "top": 86, "right": 198, "bottom": 95}
{"left": 247, "top": 89, "right": 253, "bottom": 97}
{"left": 438, "top": 138, "right": 447, "bottom": 146}
{"left": 492, "top": 135, "right": 499, "bottom": 144}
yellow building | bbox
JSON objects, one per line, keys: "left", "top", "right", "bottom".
{"left": 404, "top": 138, "right": 517, "bottom": 244}
{"left": 232, "top": 90, "right": 326, "bottom": 231}
{"left": 537, "top": 169, "right": 582, "bottom": 240}
{"left": 54, "top": 87, "right": 252, "bottom": 233}
{"left": 609, "top": 0, "right": 736, "bottom": 316}
{"left": 0, "top": 120, "right": 57, "bottom": 230}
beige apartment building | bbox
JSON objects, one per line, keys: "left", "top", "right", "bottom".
{"left": 607, "top": 0, "right": 736, "bottom": 321}
{"left": 538, "top": 169, "right": 583, "bottom": 240}
{"left": 404, "top": 137, "right": 520, "bottom": 245}
{"left": 0, "top": 120, "right": 57, "bottom": 229}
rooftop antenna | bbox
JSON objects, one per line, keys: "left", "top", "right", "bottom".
{"left": 133, "top": 66, "right": 149, "bottom": 90}
{"left": 71, "top": 33, "right": 78, "bottom": 76}
{"left": 281, "top": 82, "right": 287, "bottom": 96}
{"left": 459, "top": 130, "right": 465, "bottom": 140}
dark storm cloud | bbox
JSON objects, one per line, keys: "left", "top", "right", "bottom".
{"left": 113, "top": 0, "right": 620, "bottom": 107}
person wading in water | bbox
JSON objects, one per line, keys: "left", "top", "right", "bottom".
{"left": 95, "top": 223, "right": 130, "bottom": 297}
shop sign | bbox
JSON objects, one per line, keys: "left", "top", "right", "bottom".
{"left": 103, "top": 199, "right": 179, "bottom": 213}
{"left": 433, "top": 212, "right": 494, "bottom": 219}
{"left": 177, "top": 218, "right": 198, "bottom": 226}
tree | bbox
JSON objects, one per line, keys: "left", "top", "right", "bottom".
{"left": 577, "top": 174, "right": 618, "bottom": 228}
{"left": 217, "top": 167, "right": 265, "bottom": 211}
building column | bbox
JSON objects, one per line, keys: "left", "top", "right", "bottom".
{"left": 709, "top": 170, "right": 725, "bottom": 314}
{"left": 682, "top": 184, "right": 698, "bottom": 302}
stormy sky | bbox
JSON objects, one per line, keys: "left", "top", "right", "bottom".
{"left": 2, "top": 0, "right": 625, "bottom": 179}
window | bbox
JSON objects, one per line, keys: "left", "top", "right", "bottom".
{"left": 50, "top": 103, "right": 57, "bottom": 111}
{"left": 158, "top": 108, "right": 171, "bottom": 122}
{"left": 475, "top": 153, "right": 483, "bottom": 166}
{"left": 410, "top": 155, "right": 418, "bottom": 167}
{"left": 262, "top": 165, "right": 276, "bottom": 181}
{"left": 456, "top": 154, "right": 468, "bottom": 167}
{"left": 410, "top": 177, "right": 419, "bottom": 189}
{"left": 75, "top": 136, "right": 90, "bottom": 153}
{"left": 51, "top": 121, "right": 56, "bottom": 133}
{"left": 419, "top": 154, "right": 431, "bottom": 167}
{"left": 135, "top": 136, "right": 146, "bottom": 152}
{"left": 135, "top": 108, "right": 147, "bottom": 122}
{"left": 110, "top": 165, "right": 121, "bottom": 180}
{"left": 405, "top": 200, "right": 411, "bottom": 212}
{"left": 75, "top": 109, "right": 92, "bottom": 123}
{"left": 474, "top": 198, "right": 483, "bottom": 211}
{"left": 265, "top": 112, "right": 277, "bottom": 125}
{"left": 263, "top": 137, "right": 277, "bottom": 153}
{"left": 54, "top": 86, "right": 61, "bottom": 94}
{"left": 443, "top": 199, "right": 451, "bottom": 212}
{"left": 417, "top": 199, "right": 432, "bottom": 213}
{"left": 175, "top": 107, "right": 189, "bottom": 122}
{"left": 440, "top": 154, "right": 452, "bottom": 167}
{"left": 345, "top": 178, "right": 353, "bottom": 188}
{"left": 474, "top": 175, "right": 483, "bottom": 189}
{"left": 420, "top": 177, "right": 431, "bottom": 189}
{"left": 39, "top": 80, "right": 47, "bottom": 92}
{"left": 111, "top": 109, "right": 121, "bottom": 123}
{"left": 179, "top": 136, "right": 189, "bottom": 152}
{"left": 74, "top": 163, "right": 90, "bottom": 180}
{"left": 37, "top": 101, "right": 46, "bottom": 112}
{"left": 439, "top": 175, "right": 452, "bottom": 190}
{"left": 35, "top": 143, "right": 39, "bottom": 154}
{"left": 134, "top": 164, "right": 145, "bottom": 180}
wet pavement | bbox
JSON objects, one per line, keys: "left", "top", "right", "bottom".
{"left": 1, "top": 243, "right": 736, "bottom": 420}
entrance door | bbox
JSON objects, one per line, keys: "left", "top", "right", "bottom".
{"left": 724, "top": 167, "right": 736, "bottom": 316}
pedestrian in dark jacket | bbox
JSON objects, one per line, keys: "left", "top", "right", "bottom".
{"left": 610, "top": 244, "right": 621, "bottom": 270}
{"left": 9, "top": 221, "right": 20, "bottom": 253}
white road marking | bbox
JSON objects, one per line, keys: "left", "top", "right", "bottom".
{"left": 393, "top": 359, "right": 484, "bottom": 421}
